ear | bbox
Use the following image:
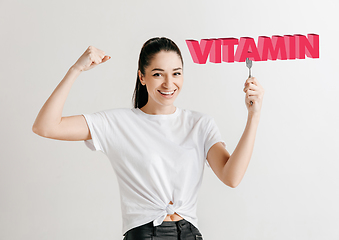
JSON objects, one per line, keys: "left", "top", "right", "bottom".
{"left": 138, "top": 70, "right": 145, "bottom": 86}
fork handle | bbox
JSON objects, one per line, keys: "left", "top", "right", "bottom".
{"left": 248, "top": 71, "right": 253, "bottom": 105}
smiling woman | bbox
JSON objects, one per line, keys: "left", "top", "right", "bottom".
{"left": 137, "top": 50, "right": 183, "bottom": 115}
{"left": 132, "top": 37, "right": 185, "bottom": 115}
{"left": 32, "top": 36, "right": 264, "bottom": 240}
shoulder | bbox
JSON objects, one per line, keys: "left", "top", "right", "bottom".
{"left": 178, "top": 108, "right": 216, "bottom": 130}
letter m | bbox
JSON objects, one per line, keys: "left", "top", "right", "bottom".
{"left": 258, "top": 35, "right": 287, "bottom": 61}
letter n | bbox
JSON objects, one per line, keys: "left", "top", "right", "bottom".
{"left": 185, "top": 39, "right": 214, "bottom": 64}
{"left": 295, "top": 34, "right": 320, "bottom": 59}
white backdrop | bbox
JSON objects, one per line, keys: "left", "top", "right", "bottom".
{"left": 1, "top": 0, "right": 338, "bottom": 239}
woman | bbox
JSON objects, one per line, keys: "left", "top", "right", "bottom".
{"left": 32, "top": 37, "right": 264, "bottom": 240}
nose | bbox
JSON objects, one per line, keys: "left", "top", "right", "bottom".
{"left": 162, "top": 74, "right": 174, "bottom": 89}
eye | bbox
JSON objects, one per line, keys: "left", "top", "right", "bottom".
{"left": 153, "top": 73, "right": 161, "bottom": 77}
{"left": 174, "top": 72, "right": 181, "bottom": 76}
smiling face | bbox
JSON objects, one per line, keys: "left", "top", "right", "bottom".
{"left": 138, "top": 50, "right": 183, "bottom": 114}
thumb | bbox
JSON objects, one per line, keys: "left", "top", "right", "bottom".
{"left": 101, "top": 55, "right": 111, "bottom": 63}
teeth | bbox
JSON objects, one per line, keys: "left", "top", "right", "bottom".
{"left": 159, "top": 90, "right": 175, "bottom": 95}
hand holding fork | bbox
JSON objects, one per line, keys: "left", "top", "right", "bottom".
{"left": 243, "top": 58, "right": 265, "bottom": 114}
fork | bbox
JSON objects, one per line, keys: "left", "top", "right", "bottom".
{"left": 245, "top": 58, "right": 253, "bottom": 106}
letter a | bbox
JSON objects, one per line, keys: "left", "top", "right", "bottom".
{"left": 234, "top": 37, "right": 261, "bottom": 62}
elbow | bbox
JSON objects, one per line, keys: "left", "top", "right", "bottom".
{"left": 223, "top": 178, "right": 241, "bottom": 188}
{"left": 227, "top": 182, "right": 239, "bottom": 188}
{"left": 32, "top": 125, "right": 39, "bottom": 134}
{"left": 32, "top": 125, "right": 48, "bottom": 137}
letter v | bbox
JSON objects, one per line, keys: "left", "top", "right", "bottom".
{"left": 185, "top": 39, "right": 214, "bottom": 64}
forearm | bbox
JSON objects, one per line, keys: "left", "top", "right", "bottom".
{"left": 32, "top": 65, "right": 82, "bottom": 135}
{"left": 223, "top": 113, "right": 260, "bottom": 187}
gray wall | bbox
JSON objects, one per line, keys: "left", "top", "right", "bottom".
{"left": 1, "top": 0, "right": 338, "bottom": 239}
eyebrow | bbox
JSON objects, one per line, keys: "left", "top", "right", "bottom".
{"left": 151, "top": 67, "right": 182, "bottom": 72}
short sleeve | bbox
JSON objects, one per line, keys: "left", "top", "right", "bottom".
{"left": 204, "top": 116, "right": 226, "bottom": 168}
{"left": 82, "top": 111, "right": 108, "bottom": 154}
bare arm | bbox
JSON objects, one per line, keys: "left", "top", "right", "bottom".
{"left": 32, "top": 66, "right": 81, "bottom": 137}
{"left": 32, "top": 46, "right": 110, "bottom": 140}
{"left": 207, "top": 77, "right": 264, "bottom": 188}
{"left": 223, "top": 113, "right": 260, "bottom": 187}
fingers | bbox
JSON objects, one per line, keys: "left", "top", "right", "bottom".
{"left": 87, "top": 46, "right": 110, "bottom": 64}
{"left": 244, "top": 77, "right": 257, "bottom": 86}
{"left": 74, "top": 46, "right": 111, "bottom": 72}
{"left": 243, "top": 82, "right": 258, "bottom": 93}
{"left": 245, "top": 90, "right": 259, "bottom": 104}
{"left": 245, "top": 89, "right": 257, "bottom": 96}
{"left": 246, "top": 77, "right": 264, "bottom": 91}
{"left": 246, "top": 91, "right": 262, "bottom": 105}
{"left": 245, "top": 96, "right": 256, "bottom": 106}
{"left": 244, "top": 77, "right": 264, "bottom": 93}
{"left": 243, "top": 77, "right": 265, "bottom": 108}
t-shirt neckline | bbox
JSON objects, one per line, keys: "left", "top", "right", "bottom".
{"left": 133, "top": 107, "right": 181, "bottom": 119}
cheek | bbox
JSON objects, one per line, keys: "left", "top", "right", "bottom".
{"left": 177, "top": 79, "right": 184, "bottom": 88}
{"left": 146, "top": 82, "right": 159, "bottom": 94}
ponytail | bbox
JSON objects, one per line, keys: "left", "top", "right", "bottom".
{"left": 132, "top": 74, "right": 148, "bottom": 108}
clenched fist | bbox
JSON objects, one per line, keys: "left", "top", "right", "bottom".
{"left": 243, "top": 77, "right": 265, "bottom": 115}
{"left": 72, "top": 46, "right": 111, "bottom": 72}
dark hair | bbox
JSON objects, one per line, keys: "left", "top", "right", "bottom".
{"left": 132, "top": 37, "right": 183, "bottom": 109}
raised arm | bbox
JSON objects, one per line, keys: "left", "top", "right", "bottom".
{"left": 32, "top": 46, "right": 110, "bottom": 141}
{"left": 206, "top": 77, "right": 264, "bottom": 188}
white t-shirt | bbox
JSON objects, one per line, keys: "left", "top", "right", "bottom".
{"left": 82, "top": 107, "right": 226, "bottom": 236}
